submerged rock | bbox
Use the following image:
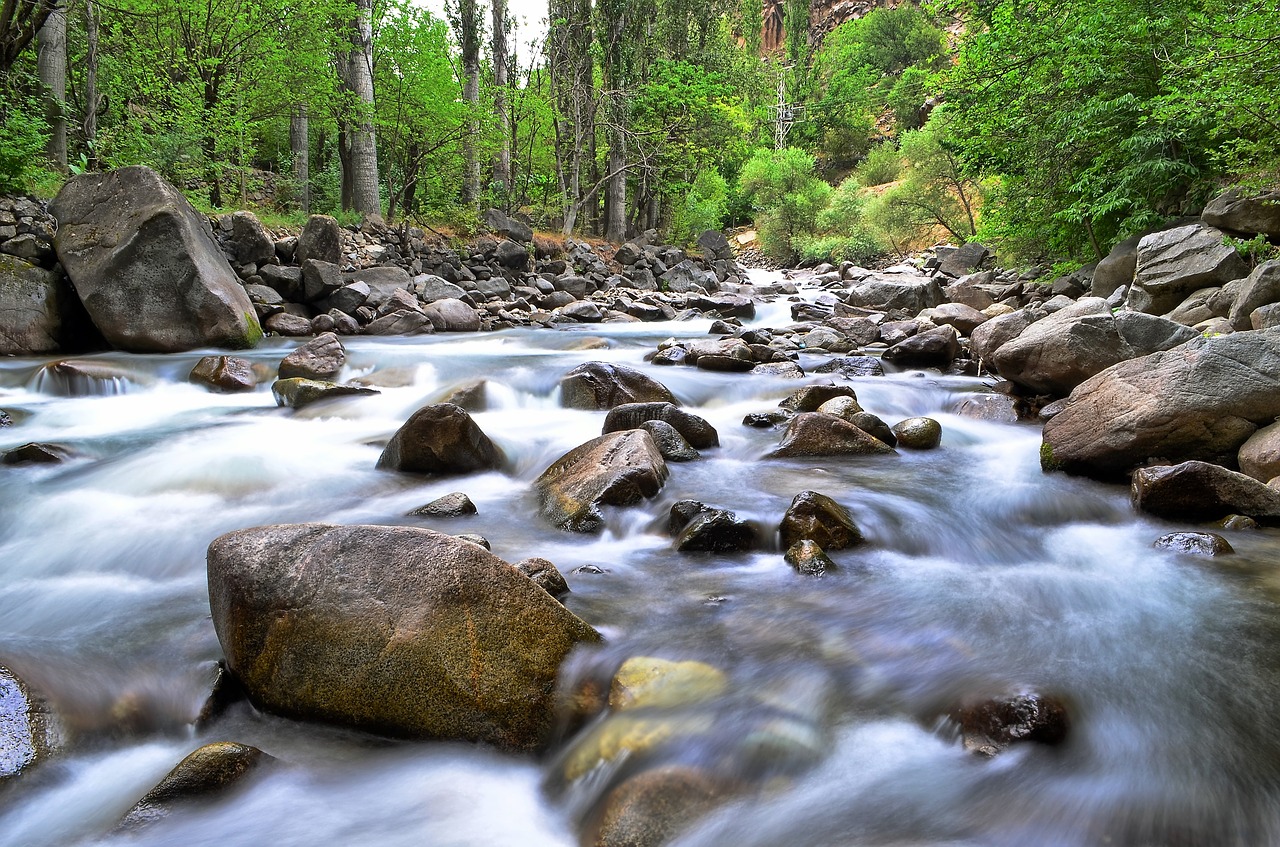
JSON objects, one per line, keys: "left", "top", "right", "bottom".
{"left": 377, "top": 403, "right": 503, "bottom": 475}
{"left": 536, "top": 430, "right": 669, "bottom": 532}
{"left": 785, "top": 540, "right": 836, "bottom": 575}
{"left": 1154, "top": 532, "right": 1235, "bottom": 557}
{"left": 119, "top": 742, "right": 273, "bottom": 830}
{"left": 949, "top": 692, "right": 1070, "bottom": 757}
{"left": 2, "top": 442, "right": 73, "bottom": 465}
{"left": 675, "top": 508, "right": 758, "bottom": 553}
{"left": 207, "top": 524, "right": 600, "bottom": 750}
{"left": 592, "top": 765, "right": 725, "bottom": 847}
{"left": 272, "top": 378, "right": 378, "bottom": 410}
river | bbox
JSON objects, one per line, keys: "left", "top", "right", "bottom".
{"left": 3, "top": 271, "right": 1280, "bottom": 846}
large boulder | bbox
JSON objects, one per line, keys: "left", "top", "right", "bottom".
{"left": 0, "top": 255, "right": 84, "bottom": 354}
{"left": 845, "top": 274, "right": 943, "bottom": 314}
{"left": 294, "top": 215, "right": 342, "bottom": 266}
{"left": 559, "top": 362, "right": 677, "bottom": 410}
{"left": 1091, "top": 235, "right": 1141, "bottom": 300}
{"left": 535, "top": 430, "right": 669, "bottom": 532}
{"left": 881, "top": 325, "right": 961, "bottom": 370}
{"left": 49, "top": 166, "right": 262, "bottom": 352}
{"left": 207, "top": 524, "right": 600, "bottom": 750}
{"left": 377, "top": 403, "right": 503, "bottom": 475}
{"left": 990, "top": 299, "right": 1197, "bottom": 396}
{"left": 1131, "top": 461, "right": 1280, "bottom": 523}
{"left": 1041, "top": 329, "right": 1280, "bottom": 478}
{"left": 1202, "top": 188, "right": 1280, "bottom": 239}
{"left": 1125, "top": 224, "right": 1248, "bottom": 315}
{"left": 422, "top": 298, "right": 481, "bottom": 332}
{"left": 1239, "top": 421, "right": 1280, "bottom": 483}
{"left": 228, "top": 211, "right": 276, "bottom": 266}
{"left": 970, "top": 306, "right": 1042, "bottom": 363}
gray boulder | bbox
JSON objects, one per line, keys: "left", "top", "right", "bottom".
{"left": 411, "top": 274, "right": 467, "bottom": 304}
{"left": 1227, "top": 261, "right": 1280, "bottom": 331}
{"left": 535, "top": 430, "right": 669, "bottom": 532}
{"left": 377, "top": 403, "right": 503, "bottom": 475}
{"left": 0, "top": 255, "right": 83, "bottom": 354}
{"left": 228, "top": 211, "right": 276, "bottom": 266}
{"left": 294, "top": 215, "right": 342, "bottom": 266}
{"left": 602, "top": 402, "right": 719, "bottom": 448}
{"left": 845, "top": 274, "right": 944, "bottom": 313}
{"left": 937, "top": 243, "right": 990, "bottom": 278}
{"left": 1125, "top": 224, "right": 1248, "bottom": 315}
{"left": 970, "top": 306, "right": 1042, "bottom": 363}
{"left": 1238, "top": 420, "right": 1280, "bottom": 482}
{"left": 207, "top": 524, "right": 600, "bottom": 750}
{"left": 49, "top": 166, "right": 262, "bottom": 352}
{"left": 768, "top": 413, "right": 897, "bottom": 458}
{"left": 881, "top": 325, "right": 961, "bottom": 370}
{"left": 1091, "top": 235, "right": 1141, "bottom": 300}
{"left": 1042, "top": 328, "right": 1280, "bottom": 478}
{"left": 190, "top": 356, "right": 255, "bottom": 393}
{"left": 1202, "top": 188, "right": 1280, "bottom": 239}
{"left": 422, "top": 298, "right": 481, "bottom": 332}
{"left": 279, "top": 332, "right": 345, "bottom": 381}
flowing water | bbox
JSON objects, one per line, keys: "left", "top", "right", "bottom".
{"left": 4, "top": 272, "right": 1280, "bottom": 846}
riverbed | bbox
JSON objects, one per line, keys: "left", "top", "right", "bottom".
{"left": 3, "top": 273, "right": 1280, "bottom": 846}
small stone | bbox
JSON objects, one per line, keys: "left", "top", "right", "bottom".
{"left": 189, "top": 356, "right": 255, "bottom": 393}
{"left": 514, "top": 557, "right": 569, "bottom": 599}
{"left": 2, "top": 442, "right": 72, "bottom": 465}
{"left": 949, "top": 692, "right": 1070, "bottom": 757}
{"left": 743, "top": 410, "right": 791, "bottom": 428}
{"left": 892, "top": 417, "right": 943, "bottom": 449}
{"left": 849, "top": 412, "right": 896, "bottom": 447}
{"left": 638, "top": 419, "right": 699, "bottom": 462}
{"left": 815, "top": 395, "right": 863, "bottom": 421}
{"left": 408, "top": 492, "right": 477, "bottom": 517}
{"left": 1220, "top": 515, "right": 1259, "bottom": 531}
{"left": 785, "top": 540, "right": 836, "bottom": 575}
{"left": 119, "top": 742, "right": 272, "bottom": 830}
{"left": 455, "top": 533, "right": 490, "bottom": 550}
{"left": 778, "top": 384, "right": 857, "bottom": 413}
{"left": 608, "top": 657, "right": 728, "bottom": 711}
{"left": 1154, "top": 532, "right": 1235, "bottom": 557}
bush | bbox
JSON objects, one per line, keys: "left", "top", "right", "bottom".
{"left": 855, "top": 143, "right": 902, "bottom": 186}
{"left": 670, "top": 169, "right": 729, "bottom": 245}
{"left": 0, "top": 78, "right": 49, "bottom": 193}
{"left": 795, "top": 231, "right": 885, "bottom": 266}
{"left": 737, "top": 147, "right": 832, "bottom": 261}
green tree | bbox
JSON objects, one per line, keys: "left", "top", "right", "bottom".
{"left": 737, "top": 146, "right": 830, "bottom": 260}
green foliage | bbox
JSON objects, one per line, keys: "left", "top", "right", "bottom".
{"left": 737, "top": 147, "right": 831, "bottom": 261}
{"left": 671, "top": 169, "right": 729, "bottom": 244}
{"left": 855, "top": 142, "right": 902, "bottom": 186}
{"left": 0, "top": 70, "right": 50, "bottom": 193}
{"left": 1226, "top": 233, "right": 1280, "bottom": 268}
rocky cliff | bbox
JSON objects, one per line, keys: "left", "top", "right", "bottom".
{"left": 762, "top": 0, "right": 903, "bottom": 54}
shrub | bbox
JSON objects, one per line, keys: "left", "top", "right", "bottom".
{"left": 0, "top": 78, "right": 49, "bottom": 193}
{"left": 670, "top": 169, "right": 729, "bottom": 245}
{"left": 855, "top": 143, "right": 902, "bottom": 187}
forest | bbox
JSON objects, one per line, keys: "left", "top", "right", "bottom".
{"left": 0, "top": 0, "right": 1276, "bottom": 268}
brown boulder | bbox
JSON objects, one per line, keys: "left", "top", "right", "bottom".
{"left": 536, "top": 430, "right": 669, "bottom": 532}
{"left": 190, "top": 356, "right": 256, "bottom": 392}
{"left": 119, "top": 742, "right": 273, "bottom": 829}
{"left": 207, "top": 524, "right": 600, "bottom": 750}
{"left": 278, "top": 332, "right": 345, "bottom": 381}
{"left": 1239, "top": 420, "right": 1280, "bottom": 482}
{"left": 377, "top": 403, "right": 503, "bottom": 475}
{"left": 602, "top": 402, "right": 719, "bottom": 448}
{"left": 768, "top": 413, "right": 896, "bottom": 459}
{"left": 1131, "top": 461, "right": 1280, "bottom": 523}
{"left": 779, "top": 491, "right": 863, "bottom": 550}
{"left": 559, "top": 362, "right": 677, "bottom": 410}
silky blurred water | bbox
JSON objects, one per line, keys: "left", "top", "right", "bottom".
{"left": 3, "top": 275, "right": 1280, "bottom": 846}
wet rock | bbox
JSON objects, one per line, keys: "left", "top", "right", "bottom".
{"left": 409, "top": 492, "right": 477, "bottom": 517}
{"left": 954, "top": 394, "right": 1020, "bottom": 423}
{"left": 1154, "top": 532, "right": 1235, "bottom": 557}
{"left": 881, "top": 325, "right": 961, "bottom": 370}
{"left": 208, "top": 524, "right": 600, "bottom": 750}
{"left": 1041, "top": 329, "right": 1280, "bottom": 478}
{"left": 591, "top": 765, "right": 725, "bottom": 847}
{"left": 675, "top": 508, "right": 758, "bottom": 553}
{"left": 0, "top": 664, "right": 62, "bottom": 780}
{"left": 559, "top": 362, "right": 677, "bottom": 410}
{"left": 536, "top": 430, "right": 669, "bottom": 533}
{"left": 743, "top": 410, "right": 790, "bottom": 429}
{"left": 189, "top": 356, "right": 256, "bottom": 393}
{"left": 2, "top": 442, "right": 72, "bottom": 464}
{"left": 278, "top": 332, "right": 345, "bottom": 382}
{"left": 1239, "top": 420, "right": 1280, "bottom": 482}
{"left": 422, "top": 298, "right": 481, "bottom": 332}
{"left": 294, "top": 215, "right": 342, "bottom": 266}
{"left": 778, "top": 384, "right": 858, "bottom": 413}
{"left": 610, "top": 657, "right": 728, "bottom": 711}
{"left": 949, "top": 692, "right": 1070, "bottom": 756}
{"left": 1126, "top": 224, "right": 1249, "bottom": 315}
{"left": 1221, "top": 515, "right": 1259, "bottom": 531}
{"left": 638, "top": 419, "right": 699, "bottom": 462}
{"left": 377, "top": 403, "right": 503, "bottom": 475}
{"left": 50, "top": 166, "right": 262, "bottom": 352}
{"left": 0, "top": 410, "right": 10, "bottom": 427}
{"left": 669, "top": 500, "right": 710, "bottom": 535}
{"left": 602, "top": 402, "right": 719, "bottom": 449}
{"left": 814, "top": 395, "right": 863, "bottom": 423}
{"left": 271, "top": 378, "right": 378, "bottom": 410}
{"left": 785, "top": 540, "right": 836, "bottom": 575}
{"left": 769, "top": 413, "right": 897, "bottom": 458}
{"left": 514, "top": 557, "right": 570, "bottom": 600}
{"left": 849, "top": 412, "right": 896, "bottom": 447}
{"left": 119, "top": 742, "right": 273, "bottom": 830}
{"left": 1131, "top": 461, "right": 1280, "bottom": 524}
{"left": 811, "top": 355, "right": 884, "bottom": 378}
{"left": 892, "top": 417, "right": 943, "bottom": 449}
{"left": 779, "top": 491, "right": 864, "bottom": 550}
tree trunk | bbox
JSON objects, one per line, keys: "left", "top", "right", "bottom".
{"left": 549, "top": 0, "right": 593, "bottom": 235}
{"left": 604, "top": 98, "right": 626, "bottom": 243}
{"left": 290, "top": 105, "right": 310, "bottom": 212}
{"left": 344, "top": 0, "right": 381, "bottom": 220}
{"left": 338, "top": 126, "right": 353, "bottom": 211}
{"left": 36, "top": 5, "right": 66, "bottom": 168}
{"left": 456, "top": 0, "right": 482, "bottom": 210}
{"left": 490, "top": 0, "right": 510, "bottom": 204}
{"left": 83, "top": 0, "right": 100, "bottom": 161}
